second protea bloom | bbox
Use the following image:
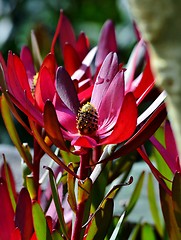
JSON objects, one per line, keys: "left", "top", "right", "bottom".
{"left": 45, "top": 52, "right": 137, "bottom": 149}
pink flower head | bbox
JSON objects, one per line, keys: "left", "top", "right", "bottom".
{"left": 45, "top": 52, "right": 137, "bottom": 149}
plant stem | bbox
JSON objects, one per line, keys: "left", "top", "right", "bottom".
{"left": 71, "top": 151, "right": 90, "bottom": 240}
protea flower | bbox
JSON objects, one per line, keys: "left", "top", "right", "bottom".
{"left": 44, "top": 52, "right": 137, "bottom": 149}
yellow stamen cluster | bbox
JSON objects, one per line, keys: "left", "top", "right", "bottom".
{"left": 77, "top": 102, "right": 98, "bottom": 136}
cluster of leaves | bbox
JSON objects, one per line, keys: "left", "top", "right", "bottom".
{"left": 0, "top": 8, "right": 181, "bottom": 240}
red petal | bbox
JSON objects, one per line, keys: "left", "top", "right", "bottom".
{"left": 100, "top": 93, "right": 137, "bottom": 144}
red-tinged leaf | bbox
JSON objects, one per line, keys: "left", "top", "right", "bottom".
{"left": 84, "top": 198, "right": 113, "bottom": 240}
{"left": 13, "top": 54, "right": 34, "bottom": 104}
{"left": 44, "top": 100, "right": 68, "bottom": 151}
{"left": 172, "top": 172, "right": 181, "bottom": 230}
{"left": 32, "top": 201, "right": 52, "bottom": 240}
{"left": 95, "top": 20, "right": 117, "bottom": 68}
{"left": 20, "top": 46, "right": 36, "bottom": 79}
{"left": 35, "top": 67, "right": 55, "bottom": 111}
{"left": 10, "top": 228, "right": 21, "bottom": 240}
{"left": 15, "top": 188, "right": 34, "bottom": 240}
{"left": 39, "top": 53, "right": 56, "bottom": 79}
{"left": 71, "top": 47, "right": 97, "bottom": 81}
{"left": 0, "top": 178, "right": 15, "bottom": 240}
{"left": 124, "top": 39, "right": 146, "bottom": 90}
{"left": 101, "top": 92, "right": 137, "bottom": 144}
{"left": 29, "top": 119, "right": 78, "bottom": 178}
{"left": 159, "top": 184, "right": 181, "bottom": 239}
{"left": 56, "top": 66, "right": 80, "bottom": 115}
{"left": 137, "top": 147, "right": 171, "bottom": 194}
{"left": 133, "top": 58, "right": 154, "bottom": 99}
{"left": 30, "top": 233, "right": 37, "bottom": 240}
{"left": 104, "top": 103, "right": 167, "bottom": 162}
{"left": 63, "top": 43, "right": 81, "bottom": 75}
{"left": 58, "top": 11, "right": 76, "bottom": 50}
{"left": 76, "top": 32, "right": 89, "bottom": 61}
{"left": 1, "top": 156, "right": 17, "bottom": 211}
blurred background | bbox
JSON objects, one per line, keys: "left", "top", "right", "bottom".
{"left": 0, "top": 0, "right": 136, "bottom": 144}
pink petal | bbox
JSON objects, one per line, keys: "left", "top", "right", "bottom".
{"left": 91, "top": 52, "right": 119, "bottom": 110}
{"left": 54, "top": 94, "right": 77, "bottom": 134}
{"left": 100, "top": 93, "right": 137, "bottom": 144}
{"left": 96, "top": 70, "right": 125, "bottom": 133}
{"left": 95, "top": 20, "right": 117, "bottom": 67}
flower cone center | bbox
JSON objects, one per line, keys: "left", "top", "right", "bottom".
{"left": 77, "top": 102, "right": 98, "bottom": 136}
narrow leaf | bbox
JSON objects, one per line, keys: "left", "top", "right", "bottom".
{"left": 45, "top": 167, "right": 68, "bottom": 238}
{"left": 159, "top": 184, "right": 181, "bottom": 239}
{"left": 32, "top": 201, "right": 52, "bottom": 240}
{"left": 109, "top": 211, "right": 125, "bottom": 240}
{"left": 172, "top": 172, "right": 181, "bottom": 231}
{"left": 2, "top": 155, "right": 17, "bottom": 212}
{"left": 1, "top": 94, "right": 33, "bottom": 170}
{"left": 84, "top": 198, "right": 113, "bottom": 240}
{"left": 141, "top": 223, "right": 156, "bottom": 240}
{"left": 78, "top": 178, "right": 92, "bottom": 204}
{"left": 125, "top": 171, "right": 145, "bottom": 216}
{"left": 147, "top": 173, "right": 163, "bottom": 237}
{"left": 67, "top": 163, "right": 77, "bottom": 212}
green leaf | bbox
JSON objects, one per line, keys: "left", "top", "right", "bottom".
{"left": 1, "top": 94, "right": 33, "bottom": 170}
{"left": 32, "top": 201, "right": 52, "bottom": 240}
{"left": 67, "top": 163, "right": 77, "bottom": 212}
{"left": 26, "top": 175, "right": 37, "bottom": 200}
{"left": 141, "top": 223, "right": 156, "bottom": 240}
{"left": 84, "top": 198, "right": 113, "bottom": 240}
{"left": 51, "top": 230, "right": 64, "bottom": 240}
{"left": 31, "top": 30, "right": 42, "bottom": 68}
{"left": 172, "top": 172, "right": 181, "bottom": 231}
{"left": 46, "top": 167, "right": 68, "bottom": 239}
{"left": 159, "top": 184, "right": 181, "bottom": 239}
{"left": 147, "top": 173, "right": 163, "bottom": 237}
{"left": 125, "top": 171, "right": 145, "bottom": 217}
{"left": 78, "top": 178, "right": 92, "bottom": 204}
{"left": 109, "top": 211, "right": 125, "bottom": 240}
{"left": 2, "top": 155, "right": 16, "bottom": 212}
{"left": 128, "top": 223, "right": 141, "bottom": 240}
